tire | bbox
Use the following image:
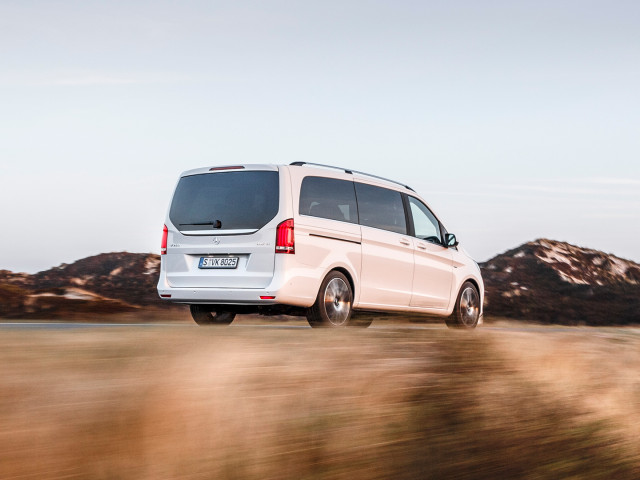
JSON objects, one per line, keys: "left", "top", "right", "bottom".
{"left": 307, "top": 271, "right": 354, "bottom": 328}
{"left": 445, "top": 281, "right": 480, "bottom": 329}
{"left": 190, "top": 305, "right": 236, "bottom": 326}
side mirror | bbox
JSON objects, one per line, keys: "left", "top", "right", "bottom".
{"left": 445, "top": 233, "right": 458, "bottom": 248}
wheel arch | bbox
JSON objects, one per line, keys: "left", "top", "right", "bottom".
{"left": 463, "top": 277, "right": 481, "bottom": 295}
{"left": 448, "top": 275, "right": 483, "bottom": 316}
{"left": 330, "top": 266, "right": 355, "bottom": 297}
{"left": 458, "top": 276, "right": 484, "bottom": 317}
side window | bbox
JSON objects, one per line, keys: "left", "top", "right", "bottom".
{"left": 408, "top": 197, "right": 442, "bottom": 244}
{"left": 299, "top": 176, "right": 358, "bottom": 223}
{"left": 355, "top": 183, "right": 407, "bottom": 235}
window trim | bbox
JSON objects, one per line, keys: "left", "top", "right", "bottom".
{"left": 402, "top": 194, "right": 415, "bottom": 237}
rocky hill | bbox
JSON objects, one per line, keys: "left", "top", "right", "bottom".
{"left": 1, "top": 240, "right": 639, "bottom": 324}
{"left": 481, "top": 239, "right": 640, "bottom": 325}
{"left": 30, "top": 252, "right": 162, "bottom": 306}
{"left": 0, "top": 253, "right": 167, "bottom": 319}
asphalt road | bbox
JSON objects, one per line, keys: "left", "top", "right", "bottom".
{"left": 1, "top": 321, "right": 638, "bottom": 335}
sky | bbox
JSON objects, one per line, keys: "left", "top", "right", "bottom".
{"left": 1, "top": 0, "right": 639, "bottom": 273}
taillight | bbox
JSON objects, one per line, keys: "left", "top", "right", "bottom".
{"left": 209, "top": 166, "right": 245, "bottom": 171}
{"left": 161, "top": 225, "right": 168, "bottom": 255}
{"left": 275, "top": 219, "right": 294, "bottom": 254}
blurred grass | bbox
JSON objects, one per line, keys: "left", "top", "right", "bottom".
{"left": 0, "top": 323, "right": 639, "bottom": 479}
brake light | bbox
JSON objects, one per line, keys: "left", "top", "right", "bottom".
{"left": 275, "top": 219, "right": 294, "bottom": 254}
{"left": 209, "top": 166, "right": 245, "bottom": 171}
{"left": 161, "top": 225, "right": 168, "bottom": 255}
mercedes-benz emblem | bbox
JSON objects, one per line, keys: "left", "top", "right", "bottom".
{"left": 213, "top": 237, "right": 221, "bottom": 245}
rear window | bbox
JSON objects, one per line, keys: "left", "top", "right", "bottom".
{"left": 299, "top": 176, "right": 358, "bottom": 223}
{"left": 170, "top": 171, "right": 279, "bottom": 231}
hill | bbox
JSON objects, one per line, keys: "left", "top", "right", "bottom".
{"left": 1, "top": 240, "right": 639, "bottom": 324}
{"left": 481, "top": 239, "right": 640, "bottom": 325}
{"left": 0, "top": 253, "right": 167, "bottom": 319}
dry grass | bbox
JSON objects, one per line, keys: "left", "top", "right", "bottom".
{"left": 0, "top": 322, "right": 639, "bottom": 479}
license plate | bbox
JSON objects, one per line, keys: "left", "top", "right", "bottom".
{"left": 198, "top": 257, "right": 239, "bottom": 269}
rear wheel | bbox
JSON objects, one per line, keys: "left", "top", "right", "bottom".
{"left": 307, "top": 271, "right": 353, "bottom": 328}
{"left": 190, "top": 305, "right": 236, "bottom": 326}
{"left": 445, "top": 282, "right": 480, "bottom": 329}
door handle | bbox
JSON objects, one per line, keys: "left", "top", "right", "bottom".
{"left": 417, "top": 243, "right": 427, "bottom": 250}
{"left": 400, "top": 239, "right": 411, "bottom": 246}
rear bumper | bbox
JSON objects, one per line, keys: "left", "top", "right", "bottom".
{"left": 158, "top": 287, "right": 282, "bottom": 305}
{"left": 156, "top": 268, "right": 318, "bottom": 307}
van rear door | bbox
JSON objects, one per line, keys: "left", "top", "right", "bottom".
{"left": 164, "top": 166, "right": 280, "bottom": 289}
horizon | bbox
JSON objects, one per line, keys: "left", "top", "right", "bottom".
{"left": 2, "top": 1, "right": 639, "bottom": 273}
{"left": 4, "top": 235, "right": 638, "bottom": 276}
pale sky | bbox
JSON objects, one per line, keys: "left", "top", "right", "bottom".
{"left": 1, "top": 0, "right": 639, "bottom": 273}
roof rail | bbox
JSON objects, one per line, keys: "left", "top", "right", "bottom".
{"left": 289, "top": 162, "right": 414, "bottom": 191}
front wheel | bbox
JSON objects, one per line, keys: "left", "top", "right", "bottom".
{"left": 307, "top": 271, "right": 354, "bottom": 328}
{"left": 445, "top": 282, "right": 480, "bottom": 329}
{"left": 190, "top": 305, "right": 236, "bottom": 326}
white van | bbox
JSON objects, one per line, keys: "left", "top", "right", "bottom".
{"left": 157, "top": 163, "right": 483, "bottom": 328}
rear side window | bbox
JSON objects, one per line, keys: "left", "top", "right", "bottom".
{"left": 355, "top": 183, "right": 407, "bottom": 234}
{"left": 170, "top": 171, "right": 279, "bottom": 231}
{"left": 299, "top": 176, "right": 358, "bottom": 223}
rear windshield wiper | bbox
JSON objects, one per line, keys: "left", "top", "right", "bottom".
{"left": 180, "top": 220, "right": 222, "bottom": 228}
